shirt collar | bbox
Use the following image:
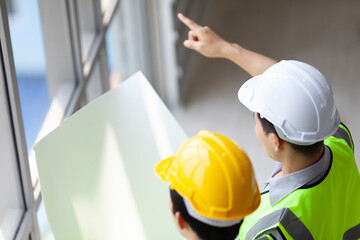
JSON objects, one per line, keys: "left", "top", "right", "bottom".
{"left": 263, "top": 147, "right": 331, "bottom": 206}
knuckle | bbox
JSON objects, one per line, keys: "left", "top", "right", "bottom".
{"left": 201, "top": 27, "right": 210, "bottom": 34}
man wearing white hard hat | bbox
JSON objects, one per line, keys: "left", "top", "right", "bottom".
{"left": 178, "top": 13, "right": 360, "bottom": 239}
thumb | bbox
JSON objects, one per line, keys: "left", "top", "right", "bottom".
{"left": 184, "top": 40, "right": 202, "bottom": 51}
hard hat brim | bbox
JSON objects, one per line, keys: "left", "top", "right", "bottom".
{"left": 238, "top": 74, "right": 262, "bottom": 113}
{"left": 239, "top": 74, "right": 289, "bottom": 127}
{"left": 154, "top": 156, "right": 174, "bottom": 183}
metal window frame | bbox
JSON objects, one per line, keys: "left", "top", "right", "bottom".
{"left": 146, "top": 0, "right": 179, "bottom": 108}
{"left": 38, "top": 0, "right": 118, "bottom": 118}
{"left": 0, "top": 0, "right": 188, "bottom": 238}
{"left": 66, "top": 0, "right": 118, "bottom": 112}
{"left": 0, "top": 0, "right": 40, "bottom": 239}
{"left": 116, "top": 0, "right": 181, "bottom": 108}
{"left": 0, "top": 0, "right": 120, "bottom": 239}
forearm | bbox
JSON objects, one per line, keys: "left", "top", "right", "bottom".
{"left": 221, "top": 42, "right": 278, "bottom": 77}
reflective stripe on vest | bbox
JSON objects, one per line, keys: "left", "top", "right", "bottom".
{"left": 239, "top": 124, "right": 360, "bottom": 240}
{"left": 254, "top": 227, "right": 285, "bottom": 240}
{"left": 333, "top": 126, "right": 353, "bottom": 152}
{"left": 245, "top": 208, "right": 313, "bottom": 240}
{"left": 257, "top": 235, "right": 276, "bottom": 240}
{"left": 343, "top": 223, "right": 360, "bottom": 240}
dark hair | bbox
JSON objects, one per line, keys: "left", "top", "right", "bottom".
{"left": 170, "top": 189, "right": 241, "bottom": 240}
{"left": 257, "top": 113, "right": 324, "bottom": 156}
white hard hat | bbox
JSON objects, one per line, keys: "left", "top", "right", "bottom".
{"left": 238, "top": 60, "right": 340, "bottom": 146}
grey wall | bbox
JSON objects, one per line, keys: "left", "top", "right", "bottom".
{"left": 209, "top": 0, "right": 360, "bottom": 136}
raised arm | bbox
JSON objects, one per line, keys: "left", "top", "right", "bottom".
{"left": 177, "top": 13, "right": 277, "bottom": 76}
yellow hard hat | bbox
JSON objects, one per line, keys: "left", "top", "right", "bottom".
{"left": 155, "top": 130, "right": 260, "bottom": 224}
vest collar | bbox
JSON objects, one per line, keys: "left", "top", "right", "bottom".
{"left": 263, "top": 147, "right": 331, "bottom": 206}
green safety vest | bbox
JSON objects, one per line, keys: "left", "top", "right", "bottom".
{"left": 238, "top": 124, "right": 360, "bottom": 240}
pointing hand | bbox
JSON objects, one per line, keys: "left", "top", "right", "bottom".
{"left": 177, "top": 13, "right": 229, "bottom": 58}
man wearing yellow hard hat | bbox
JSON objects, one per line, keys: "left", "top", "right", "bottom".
{"left": 155, "top": 130, "right": 260, "bottom": 240}
{"left": 177, "top": 13, "right": 360, "bottom": 240}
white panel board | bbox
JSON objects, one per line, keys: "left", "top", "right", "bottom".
{"left": 34, "top": 72, "right": 187, "bottom": 240}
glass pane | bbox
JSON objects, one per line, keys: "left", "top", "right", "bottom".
{"left": 7, "top": 2, "right": 52, "bottom": 239}
{"left": 105, "top": 7, "right": 122, "bottom": 89}
{"left": 86, "top": 59, "right": 103, "bottom": 102}
{"left": 37, "top": 201, "right": 54, "bottom": 240}
{"left": 8, "top": 0, "right": 50, "bottom": 154}
{"left": 0, "top": 61, "right": 24, "bottom": 240}
{"left": 77, "top": 0, "right": 99, "bottom": 62}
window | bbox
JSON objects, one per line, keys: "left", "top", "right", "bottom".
{"left": 0, "top": 58, "right": 25, "bottom": 240}
{"left": 8, "top": 0, "right": 50, "bottom": 155}
{"left": 0, "top": 1, "right": 40, "bottom": 238}
{"left": 0, "top": 0, "right": 181, "bottom": 238}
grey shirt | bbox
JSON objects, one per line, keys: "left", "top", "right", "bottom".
{"left": 263, "top": 147, "right": 331, "bottom": 206}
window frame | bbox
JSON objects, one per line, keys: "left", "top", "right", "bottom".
{"left": 0, "top": 0, "right": 120, "bottom": 239}
{"left": 0, "top": 1, "right": 40, "bottom": 239}
{"left": 1, "top": 0, "right": 183, "bottom": 238}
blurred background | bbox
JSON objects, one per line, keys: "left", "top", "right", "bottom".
{"left": 1, "top": 0, "right": 360, "bottom": 239}
{"left": 173, "top": 0, "right": 360, "bottom": 189}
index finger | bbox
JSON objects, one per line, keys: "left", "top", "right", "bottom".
{"left": 177, "top": 13, "right": 201, "bottom": 30}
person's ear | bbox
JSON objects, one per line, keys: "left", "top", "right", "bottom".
{"left": 270, "top": 132, "right": 283, "bottom": 152}
{"left": 174, "top": 211, "right": 193, "bottom": 239}
{"left": 174, "top": 211, "right": 187, "bottom": 230}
